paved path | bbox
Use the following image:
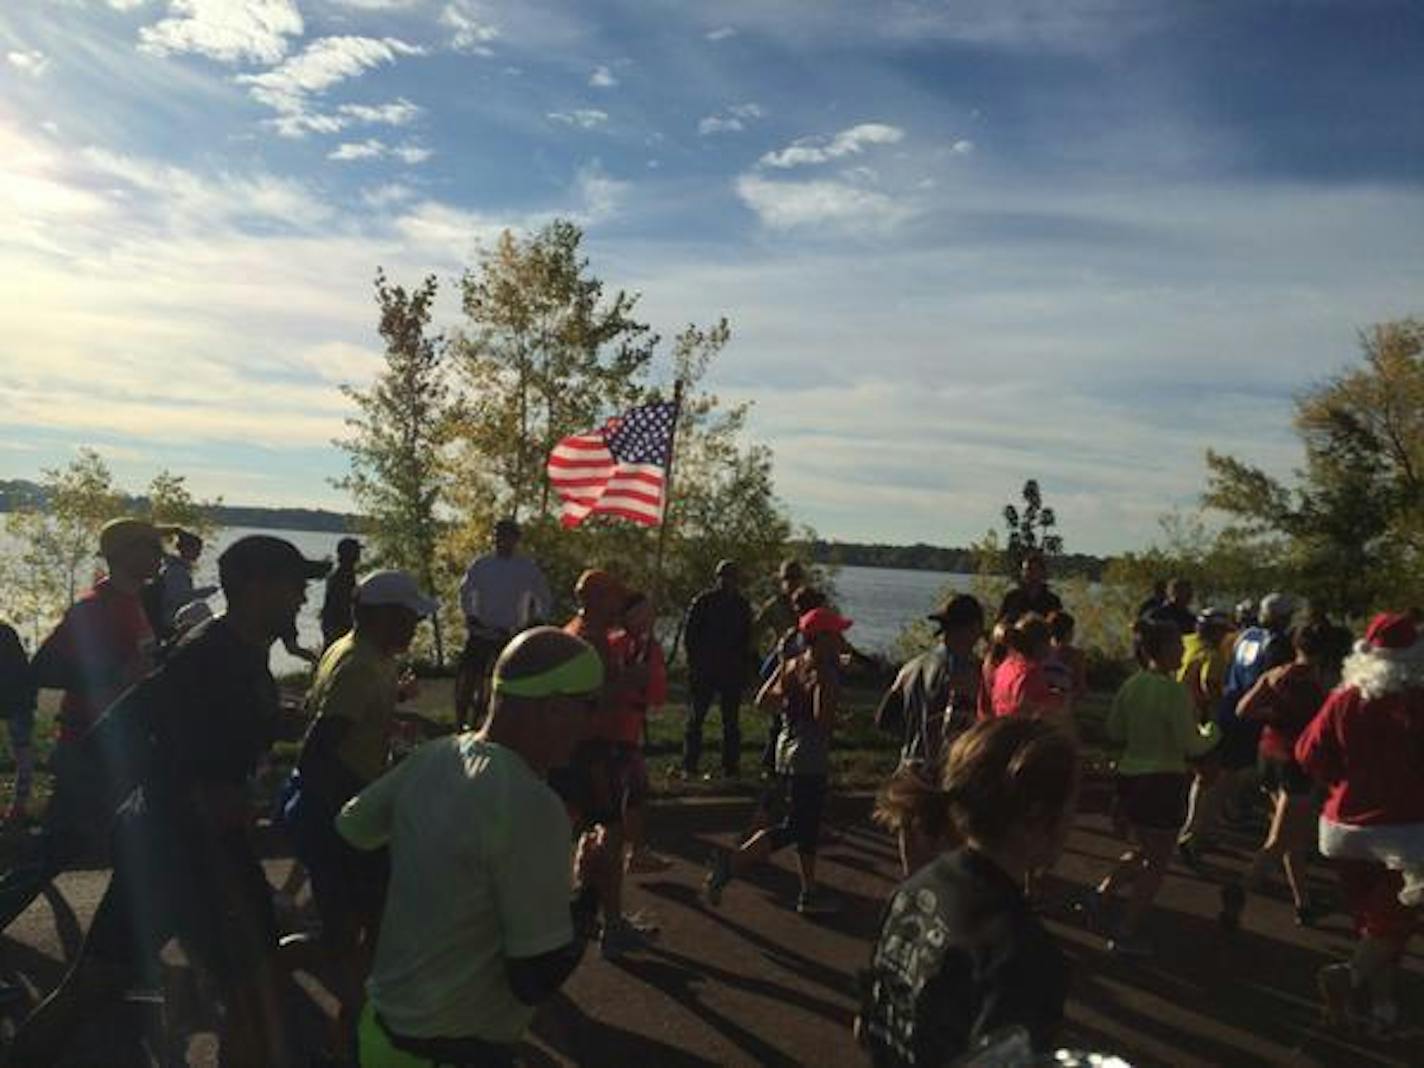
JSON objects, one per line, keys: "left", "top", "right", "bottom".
{"left": 1, "top": 794, "right": 1420, "bottom": 1066}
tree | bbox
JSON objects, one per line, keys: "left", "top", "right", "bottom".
{"left": 141, "top": 470, "right": 219, "bottom": 538}
{"left": 1203, "top": 319, "right": 1424, "bottom": 615}
{"left": 453, "top": 220, "right": 655, "bottom": 518}
{"left": 1002, "top": 478, "right": 1063, "bottom": 571}
{"left": 0, "top": 449, "right": 123, "bottom": 643}
{"left": 336, "top": 270, "right": 452, "bottom": 664}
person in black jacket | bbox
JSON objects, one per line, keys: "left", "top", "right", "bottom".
{"left": 0, "top": 622, "right": 36, "bottom": 824}
{"left": 996, "top": 552, "right": 1063, "bottom": 624}
{"left": 681, "top": 560, "right": 753, "bottom": 779}
{"left": 859, "top": 716, "right": 1078, "bottom": 1066}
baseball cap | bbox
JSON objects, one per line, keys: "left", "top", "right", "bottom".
{"left": 99, "top": 518, "right": 162, "bottom": 559}
{"left": 800, "top": 606, "right": 853, "bottom": 639}
{"left": 218, "top": 535, "right": 331, "bottom": 590}
{"left": 356, "top": 569, "right": 437, "bottom": 617}
{"left": 1259, "top": 593, "right": 1296, "bottom": 624}
{"left": 927, "top": 594, "right": 984, "bottom": 631}
{"left": 1196, "top": 607, "right": 1231, "bottom": 627}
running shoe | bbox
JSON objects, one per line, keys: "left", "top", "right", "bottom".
{"left": 625, "top": 848, "right": 672, "bottom": 875}
{"left": 796, "top": 889, "right": 838, "bottom": 916}
{"left": 704, "top": 850, "right": 732, "bottom": 906}
{"left": 1106, "top": 932, "right": 1153, "bottom": 959}
{"left": 601, "top": 916, "right": 655, "bottom": 961}
{"left": 1317, "top": 963, "right": 1356, "bottom": 1033}
{"left": 1218, "top": 882, "right": 1246, "bottom": 932}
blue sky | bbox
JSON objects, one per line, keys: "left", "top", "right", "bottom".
{"left": 3, "top": 1, "right": 1423, "bottom": 553}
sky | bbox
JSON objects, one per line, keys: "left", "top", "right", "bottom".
{"left": 3, "top": 1, "right": 1423, "bottom": 554}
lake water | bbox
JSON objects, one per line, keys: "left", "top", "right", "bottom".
{"left": 4, "top": 524, "right": 974, "bottom": 670}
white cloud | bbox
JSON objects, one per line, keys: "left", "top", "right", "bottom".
{"left": 327, "top": 0, "right": 421, "bottom": 8}
{"left": 441, "top": 1, "right": 500, "bottom": 54}
{"left": 951, "top": 139, "right": 975, "bottom": 155}
{"left": 698, "top": 102, "right": 764, "bottom": 135}
{"left": 6, "top": 49, "right": 51, "bottom": 77}
{"left": 138, "top": 0, "right": 304, "bottom": 65}
{"left": 705, "top": 26, "right": 736, "bottom": 42}
{"left": 589, "top": 64, "right": 617, "bottom": 88}
{"left": 361, "top": 182, "right": 416, "bottom": 207}
{"left": 547, "top": 108, "right": 609, "bottom": 130}
{"left": 238, "top": 36, "right": 424, "bottom": 115}
{"left": 734, "top": 174, "right": 913, "bottom": 231}
{"left": 573, "top": 164, "right": 626, "bottom": 223}
{"left": 107, "top": 0, "right": 151, "bottom": 9}
{"left": 328, "top": 139, "right": 432, "bottom": 163}
{"left": 269, "top": 97, "right": 422, "bottom": 139}
{"left": 338, "top": 98, "right": 422, "bottom": 126}
{"left": 760, "top": 122, "right": 905, "bottom": 168}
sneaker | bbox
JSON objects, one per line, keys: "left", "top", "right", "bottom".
{"left": 796, "top": 889, "right": 837, "bottom": 916}
{"left": 1106, "top": 932, "right": 1153, "bottom": 959}
{"left": 621, "top": 910, "right": 661, "bottom": 937}
{"left": 704, "top": 850, "right": 732, "bottom": 906}
{"left": 1317, "top": 963, "right": 1356, "bottom": 1032}
{"left": 625, "top": 849, "right": 672, "bottom": 875}
{"left": 1218, "top": 883, "right": 1246, "bottom": 932}
{"left": 601, "top": 917, "right": 653, "bottom": 962}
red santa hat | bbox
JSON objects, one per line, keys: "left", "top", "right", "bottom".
{"left": 1343, "top": 612, "right": 1424, "bottom": 699}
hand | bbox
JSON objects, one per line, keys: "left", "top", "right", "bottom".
{"left": 574, "top": 825, "right": 611, "bottom": 888}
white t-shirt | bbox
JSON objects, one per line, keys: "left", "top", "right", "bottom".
{"left": 337, "top": 736, "right": 573, "bottom": 1043}
{"left": 459, "top": 555, "right": 552, "bottom": 632}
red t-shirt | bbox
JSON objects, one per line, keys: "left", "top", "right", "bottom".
{"left": 1246, "top": 662, "right": 1326, "bottom": 764}
{"left": 991, "top": 652, "right": 1064, "bottom": 719}
{"left": 606, "top": 631, "right": 668, "bottom": 746}
{"left": 40, "top": 579, "right": 157, "bottom": 741}
{"left": 1295, "top": 685, "right": 1424, "bottom": 826}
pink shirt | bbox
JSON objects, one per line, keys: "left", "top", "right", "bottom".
{"left": 991, "top": 652, "right": 1064, "bottom": 719}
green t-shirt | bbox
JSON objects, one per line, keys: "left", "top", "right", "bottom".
{"left": 305, "top": 632, "right": 399, "bottom": 785}
{"left": 338, "top": 736, "right": 574, "bottom": 1045}
{"left": 1108, "top": 669, "right": 1220, "bottom": 776}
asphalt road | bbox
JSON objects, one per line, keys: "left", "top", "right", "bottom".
{"left": 1, "top": 794, "right": 1420, "bottom": 1067}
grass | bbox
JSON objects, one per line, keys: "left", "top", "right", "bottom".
{"left": 3, "top": 667, "right": 1121, "bottom": 821}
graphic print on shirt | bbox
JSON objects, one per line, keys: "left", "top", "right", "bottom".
{"left": 865, "top": 886, "right": 953, "bottom": 1063}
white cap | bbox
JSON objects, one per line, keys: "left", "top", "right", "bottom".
{"left": 1259, "top": 592, "right": 1295, "bottom": 624}
{"left": 356, "top": 569, "right": 437, "bottom": 617}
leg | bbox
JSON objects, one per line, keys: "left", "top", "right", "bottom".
{"left": 683, "top": 681, "right": 713, "bottom": 774}
{"left": 453, "top": 640, "right": 477, "bottom": 731}
{"left": 761, "top": 713, "right": 783, "bottom": 773}
{"left": 1180, "top": 765, "right": 1226, "bottom": 848}
{"left": 789, "top": 776, "right": 827, "bottom": 900}
{"left": 1119, "top": 828, "right": 1176, "bottom": 938}
{"left": 5, "top": 708, "right": 35, "bottom": 819}
{"left": 720, "top": 687, "right": 742, "bottom": 777}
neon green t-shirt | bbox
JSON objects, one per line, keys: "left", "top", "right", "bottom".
{"left": 306, "top": 632, "right": 399, "bottom": 784}
{"left": 1108, "top": 669, "right": 1220, "bottom": 775}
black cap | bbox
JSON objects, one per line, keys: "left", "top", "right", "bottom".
{"left": 927, "top": 594, "right": 984, "bottom": 631}
{"left": 219, "top": 535, "right": 331, "bottom": 590}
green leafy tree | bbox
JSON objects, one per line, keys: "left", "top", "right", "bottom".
{"left": 336, "top": 270, "right": 452, "bottom": 664}
{"left": 1202, "top": 319, "right": 1424, "bottom": 615}
{"left": 1002, "top": 479, "right": 1063, "bottom": 571}
{"left": 141, "top": 470, "right": 220, "bottom": 538}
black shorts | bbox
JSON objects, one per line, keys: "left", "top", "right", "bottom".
{"left": 1258, "top": 754, "right": 1313, "bottom": 797}
{"left": 460, "top": 630, "right": 507, "bottom": 676}
{"left": 292, "top": 793, "right": 388, "bottom": 941}
{"left": 769, "top": 774, "right": 828, "bottom": 856}
{"left": 86, "top": 813, "right": 276, "bottom": 987}
{"left": 1218, "top": 720, "right": 1264, "bottom": 771}
{"left": 1116, "top": 773, "right": 1190, "bottom": 832}
{"left": 549, "top": 741, "right": 625, "bottom": 828}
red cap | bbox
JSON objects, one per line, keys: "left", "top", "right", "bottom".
{"left": 1363, "top": 612, "right": 1417, "bottom": 651}
{"left": 799, "top": 606, "right": 852, "bottom": 639}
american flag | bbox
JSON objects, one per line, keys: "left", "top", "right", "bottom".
{"left": 547, "top": 401, "right": 678, "bottom": 528}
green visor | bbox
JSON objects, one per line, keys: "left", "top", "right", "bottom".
{"left": 491, "top": 644, "right": 604, "bottom": 700}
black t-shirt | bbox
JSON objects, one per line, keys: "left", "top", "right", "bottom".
{"left": 997, "top": 585, "right": 1063, "bottom": 624}
{"left": 321, "top": 566, "right": 358, "bottom": 645}
{"left": 861, "top": 848, "right": 1067, "bottom": 1066}
{"left": 0, "top": 623, "right": 34, "bottom": 722}
{"left": 684, "top": 587, "right": 753, "bottom": 685}
{"left": 1146, "top": 602, "right": 1196, "bottom": 636}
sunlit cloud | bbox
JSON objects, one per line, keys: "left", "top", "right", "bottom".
{"left": 137, "top": 0, "right": 304, "bottom": 64}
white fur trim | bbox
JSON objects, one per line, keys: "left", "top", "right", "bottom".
{"left": 1340, "top": 642, "right": 1424, "bottom": 699}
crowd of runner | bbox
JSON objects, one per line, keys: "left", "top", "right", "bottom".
{"left": 0, "top": 518, "right": 1419, "bottom": 1066}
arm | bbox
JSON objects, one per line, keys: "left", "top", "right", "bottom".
{"left": 335, "top": 751, "right": 420, "bottom": 851}
{"left": 1173, "top": 684, "right": 1220, "bottom": 757}
{"left": 754, "top": 662, "right": 784, "bottom": 713}
{"left": 682, "top": 598, "right": 707, "bottom": 663}
{"left": 1235, "top": 667, "right": 1279, "bottom": 722}
{"left": 1294, "top": 692, "right": 1344, "bottom": 783}
{"left": 874, "top": 666, "right": 910, "bottom": 736}
{"left": 459, "top": 564, "right": 480, "bottom": 622}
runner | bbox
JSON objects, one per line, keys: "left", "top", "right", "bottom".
{"left": 859, "top": 717, "right": 1078, "bottom": 1065}
{"left": 0, "top": 621, "right": 36, "bottom": 825}
{"left": 1175, "top": 608, "right": 1233, "bottom": 870}
{"left": 1136, "top": 579, "right": 1168, "bottom": 620}
{"left": 1146, "top": 577, "right": 1196, "bottom": 636}
{"left": 873, "top": 595, "right": 985, "bottom": 876}
{"left": 1296, "top": 612, "right": 1424, "bottom": 1036}
{"left": 1087, "top": 619, "right": 1219, "bottom": 957}
{"left": 996, "top": 551, "right": 1063, "bottom": 624}
{"left": 990, "top": 614, "right": 1066, "bottom": 721}
{"left": 1045, "top": 610, "right": 1088, "bottom": 708}
{"left": 1218, "top": 619, "right": 1331, "bottom": 931}
{"left": 9, "top": 534, "right": 329, "bottom": 1067}
{"left": 609, "top": 591, "right": 670, "bottom": 875}
{"left": 155, "top": 529, "right": 217, "bottom": 636}
{"left": 754, "top": 559, "right": 806, "bottom": 773}
{"left": 705, "top": 606, "right": 852, "bottom": 915}
{"left": 336, "top": 628, "right": 611, "bottom": 1067}
{"left": 287, "top": 569, "right": 436, "bottom": 1056}
{"left": 562, "top": 569, "right": 655, "bottom": 960}
{"left": 681, "top": 559, "right": 753, "bottom": 780}
{"left": 455, "top": 518, "right": 551, "bottom": 729}
{"left": 320, "top": 536, "right": 363, "bottom": 647}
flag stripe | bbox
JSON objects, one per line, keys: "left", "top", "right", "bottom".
{"left": 546, "top": 402, "right": 675, "bottom": 529}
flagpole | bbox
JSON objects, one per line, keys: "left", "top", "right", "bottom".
{"left": 652, "top": 378, "right": 685, "bottom": 616}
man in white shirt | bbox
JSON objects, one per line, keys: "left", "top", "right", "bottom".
{"left": 455, "top": 519, "right": 552, "bottom": 728}
{"left": 338, "top": 627, "right": 609, "bottom": 1067}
